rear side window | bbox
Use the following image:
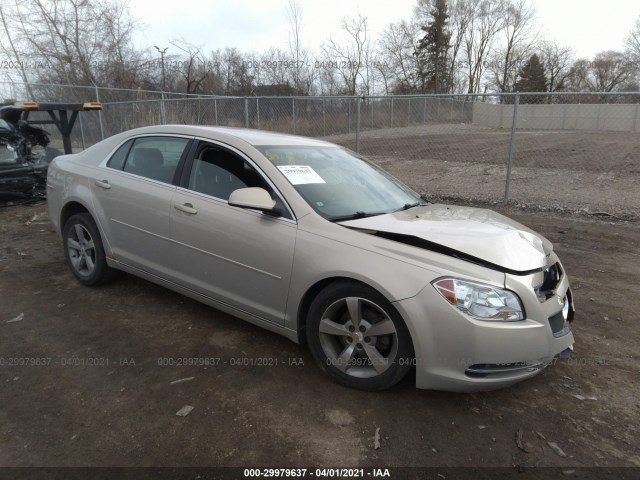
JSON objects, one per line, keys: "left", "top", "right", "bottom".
{"left": 122, "top": 136, "right": 190, "bottom": 183}
{"left": 107, "top": 140, "right": 133, "bottom": 170}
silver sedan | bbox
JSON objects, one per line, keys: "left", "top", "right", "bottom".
{"left": 46, "top": 126, "right": 575, "bottom": 391}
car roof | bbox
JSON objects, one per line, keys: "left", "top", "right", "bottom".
{"left": 119, "top": 125, "right": 335, "bottom": 148}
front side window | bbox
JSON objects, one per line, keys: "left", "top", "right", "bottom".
{"left": 257, "top": 146, "right": 421, "bottom": 220}
{"left": 188, "top": 147, "right": 264, "bottom": 200}
{"left": 187, "top": 144, "right": 292, "bottom": 219}
{"left": 117, "top": 136, "right": 190, "bottom": 183}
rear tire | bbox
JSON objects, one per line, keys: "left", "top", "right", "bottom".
{"left": 306, "top": 281, "right": 414, "bottom": 391}
{"left": 62, "top": 213, "right": 116, "bottom": 286}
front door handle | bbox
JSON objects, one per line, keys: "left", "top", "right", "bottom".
{"left": 174, "top": 203, "right": 198, "bottom": 215}
{"left": 95, "top": 180, "right": 111, "bottom": 189}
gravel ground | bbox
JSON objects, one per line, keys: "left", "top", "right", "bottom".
{"left": 1, "top": 199, "right": 639, "bottom": 477}
{"left": 1, "top": 123, "right": 639, "bottom": 479}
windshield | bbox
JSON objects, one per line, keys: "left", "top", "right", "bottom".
{"left": 257, "top": 146, "right": 422, "bottom": 220}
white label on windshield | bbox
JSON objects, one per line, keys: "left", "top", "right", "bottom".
{"left": 277, "top": 165, "right": 326, "bottom": 185}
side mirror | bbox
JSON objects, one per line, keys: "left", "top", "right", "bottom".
{"left": 228, "top": 187, "right": 277, "bottom": 213}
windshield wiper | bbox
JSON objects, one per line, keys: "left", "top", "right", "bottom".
{"left": 393, "top": 194, "right": 432, "bottom": 212}
{"left": 328, "top": 211, "right": 386, "bottom": 222}
{"left": 396, "top": 202, "right": 421, "bottom": 211}
{"left": 394, "top": 201, "right": 429, "bottom": 212}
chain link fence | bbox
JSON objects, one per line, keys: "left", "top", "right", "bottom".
{"left": 2, "top": 81, "right": 639, "bottom": 217}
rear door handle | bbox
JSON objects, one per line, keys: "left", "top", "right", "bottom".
{"left": 174, "top": 203, "right": 198, "bottom": 215}
{"left": 95, "top": 180, "right": 111, "bottom": 189}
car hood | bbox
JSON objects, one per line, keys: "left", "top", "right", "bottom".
{"left": 338, "top": 204, "right": 553, "bottom": 273}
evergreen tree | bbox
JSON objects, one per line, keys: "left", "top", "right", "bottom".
{"left": 415, "top": 0, "right": 451, "bottom": 93}
{"left": 513, "top": 54, "right": 548, "bottom": 93}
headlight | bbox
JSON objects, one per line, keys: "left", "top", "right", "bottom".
{"left": 432, "top": 278, "right": 525, "bottom": 321}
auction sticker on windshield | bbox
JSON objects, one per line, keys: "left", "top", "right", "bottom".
{"left": 277, "top": 165, "right": 325, "bottom": 185}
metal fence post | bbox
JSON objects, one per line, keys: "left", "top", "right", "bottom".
{"left": 79, "top": 113, "right": 86, "bottom": 150}
{"left": 391, "top": 97, "right": 394, "bottom": 128}
{"left": 160, "top": 91, "right": 166, "bottom": 125}
{"left": 244, "top": 98, "right": 249, "bottom": 128}
{"left": 423, "top": 97, "right": 427, "bottom": 124}
{"left": 504, "top": 93, "right": 520, "bottom": 204}
{"left": 92, "top": 82, "right": 105, "bottom": 140}
{"left": 322, "top": 98, "right": 326, "bottom": 136}
{"left": 355, "top": 96, "right": 361, "bottom": 153}
{"left": 292, "top": 98, "right": 296, "bottom": 134}
{"left": 371, "top": 97, "right": 374, "bottom": 129}
{"left": 256, "top": 98, "right": 260, "bottom": 129}
{"left": 214, "top": 98, "right": 218, "bottom": 126}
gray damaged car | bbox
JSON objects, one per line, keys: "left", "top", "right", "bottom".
{"left": 0, "top": 105, "right": 61, "bottom": 198}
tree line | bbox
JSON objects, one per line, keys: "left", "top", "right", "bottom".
{"left": 1, "top": 0, "right": 639, "bottom": 98}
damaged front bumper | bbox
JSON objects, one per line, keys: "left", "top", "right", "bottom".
{"left": 0, "top": 162, "right": 49, "bottom": 196}
{"left": 394, "top": 256, "right": 575, "bottom": 392}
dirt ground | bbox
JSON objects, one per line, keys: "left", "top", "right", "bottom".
{"left": 327, "top": 125, "right": 640, "bottom": 220}
{"left": 1, "top": 197, "right": 639, "bottom": 476}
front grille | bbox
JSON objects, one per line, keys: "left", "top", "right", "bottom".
{"left": 535, "top": 262, "right": 563, "bottom": 302}
{"left": 548, "top": 288, "right": 573, "bottom": 337}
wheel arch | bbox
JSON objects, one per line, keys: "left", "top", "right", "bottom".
{"left": 60, "top": 201, "right": 92, "bottom": 230}
{"left": 296, "top": 276, "right": 415, "bottom": 354}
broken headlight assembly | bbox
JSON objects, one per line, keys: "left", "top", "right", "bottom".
{"left": 432, "top": 278, "right": 525, "bottom": 321}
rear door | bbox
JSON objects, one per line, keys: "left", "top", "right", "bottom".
{"left": 169, "top": 140, "right": 297, "bottom": 325}
{"left": 90, "top": 135, "right": 192, "bottom": 277}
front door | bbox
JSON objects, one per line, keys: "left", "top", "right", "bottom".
{"left": 170, "top": 141, "right": 296, "bottom": 325}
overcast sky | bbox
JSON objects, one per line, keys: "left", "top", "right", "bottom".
{"left": 131, "top": 0, "right": 640, "bottom": 60}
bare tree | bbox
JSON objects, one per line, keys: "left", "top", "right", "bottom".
{"left": 169, "top": 39, "right": 208, "bottom": 94}
{"left": 286, "top": 0, "right": 315, "bottom": 94}
{"left": 199, "top": 49, "right": 226, "bottom": 94}
{"left": 446, "top": 0, "right": 476, "bottom": 93}
{"left": 567, "top": 51, "right": 633, "bottom": 92}
{"left": 378, "top": 20, "right": 422, "bottom": 93}
{"left": 488, "top": 0, "right": 538, "bottom": 93}
{"left": 320, "top": 14, "right": 371, "bottom": 95}
{"left": 257, "top": 47, "right": 288, "bottom": 87}
{"left": 625, "top": 16, "right": 640, "bottom": 86}
{"left": 590, "top": 51, "right": 634, "bottom": 92}
{"left": 97, "top": 0, "right": 145, "bottom": 88}
{"left": 626, "top": 16, "right": 640, "bottom": 63}
{"left": 566, "top": 58, "right": 591, "bottom": 91}
{"left": 0, "top": 3, "right": 35, "bottom": 97}
{"left": 220, "top": 47, "right": 254, "bottom": 95}
{"left": 370, "top": 50, "right": 393, "bottom": 95}
{"left": 463, "top": 0, "right": 506, "bottom": 94}
{"left": 2, "top": 0, "right": 141, "bottom": 88}
{"left": 539, "top": 40, "right": 573, "bottom": 92}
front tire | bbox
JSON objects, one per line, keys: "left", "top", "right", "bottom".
{"left": 306, "top": 281, "right": 414, "bottom": 391}
{"left": 62, "top": 213, "right": 116, "bottom": 286}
